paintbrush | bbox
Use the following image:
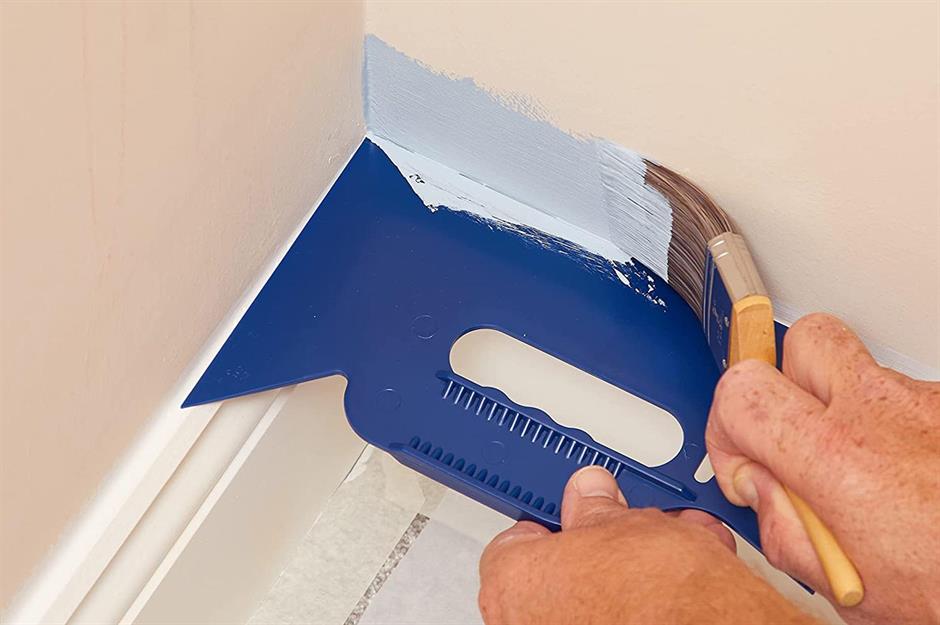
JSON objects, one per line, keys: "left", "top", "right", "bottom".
{"left": 631, "top": 162, "right": 864, "bottom": 607}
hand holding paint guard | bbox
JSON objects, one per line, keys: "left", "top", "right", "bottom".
{"left": 707, "top": 313, "right": 940, "bottom": 625}
{"left": 479, "top": 466, "right": 816, "bottom": 625}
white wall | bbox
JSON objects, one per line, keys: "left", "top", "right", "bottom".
{"left": 0, "top": 1, "right": 364, "bottom": 607}
{"left": 367, "top": 1, "right": 939, "bottom": 372}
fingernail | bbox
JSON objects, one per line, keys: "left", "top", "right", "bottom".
{"left": 573, "top": 466, "right": 619, "bottom": 499}
{"left": 732, "top": 466, "right": 759, "bottom": 507}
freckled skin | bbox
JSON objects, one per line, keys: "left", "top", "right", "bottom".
{"left": 479, "top": 314, "right": 939, "bottom": 625}
{"left": 479, "top": 471, "right": 814, "bottom": 625}
{"left": 707, "top": 313, "right": 939, "bottom": 625}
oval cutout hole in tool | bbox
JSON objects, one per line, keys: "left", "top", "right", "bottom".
{"left": 450, "top": 329, "right": 683, "bottom": 467}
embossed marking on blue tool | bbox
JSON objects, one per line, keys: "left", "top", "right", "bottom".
{"left": 183, "top": 138, "right": 767, "bottom": 550}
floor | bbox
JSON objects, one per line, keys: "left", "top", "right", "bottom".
{"left": 247, "top": 446, "right": 843, "bottom": 625}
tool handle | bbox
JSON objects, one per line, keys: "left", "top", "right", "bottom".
{"left": 731, "top": 294, "right": 864, "bottom": 607}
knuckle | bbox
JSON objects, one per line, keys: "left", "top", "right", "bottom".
{"left": 728, "top": 358, "right": 774, "bottom": 382}
{"left": 713, "top": 367, "right": 741, "bottom": 401}
{"left": 785, "top": 312, "right": 840, "bottom": 352}
{"left": 570, "top": 500, "right": 630, "bottom": 529}
{"left": 479, "top": 554, "right": 515, "bottom": 599}
{"left": 729, "top": 358, "right": 775, "bottom": 378}
{"left": 477, "top": 585, "right": 503, "bottom": 625}
{"left": 480, "top": 540, "right": 516, "bottom": 580}
{"left": 790, "top": 312, "right": 841, "bottom": 337}
{"left": 478, "top": 578, "right": 497, "bottom": 605}
{"left": 715, "top": 360, "right": 774, "bottom": 402}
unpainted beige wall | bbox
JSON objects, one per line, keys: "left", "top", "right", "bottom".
{"left": 0, "top": 1, "right": 364, "bottom": 606}
{"left": 368, "top": 1, "right": 940, "bottom": 371}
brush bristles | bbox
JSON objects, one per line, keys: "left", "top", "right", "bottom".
{"left": 644, "top": 162, "right": 735, "bottom": 320}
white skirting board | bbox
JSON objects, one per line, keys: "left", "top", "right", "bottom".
{"left": 5, "top": 374, "right": 365, "bottom": 625}
{"left": 2, "top": 142, "right": 365, "bottom": 625}
{"left": 124, "top": 378, "right": 364, "bottom": 625}
{"left": 7, "top": 377, "right": 362, "bottom": 625}
{"left": 77, "top": 379, "right": 363, "bottom": 625}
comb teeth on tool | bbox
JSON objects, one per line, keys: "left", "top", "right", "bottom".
{"left": 441, "top": 377, "right": 626, "bottom": 480}
{"left": 421, "top": 371, "right": 699, "bottom": 517}
{"left": 406, "top": 434, "right": 555, "bottom": 515}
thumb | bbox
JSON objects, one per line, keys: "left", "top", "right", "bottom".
{"left": 560, "top": 466, "right": 630, "bottom": 530}
{"left": 733, "top": 461, "right": 829, "bottom": 593}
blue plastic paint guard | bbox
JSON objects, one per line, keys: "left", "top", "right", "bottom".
{"left": 183, "top": 138, "right": 764, "bottom": 550}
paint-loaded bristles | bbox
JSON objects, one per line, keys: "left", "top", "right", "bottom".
{"left": 597, "top": 141, "right": 737, "bottom": 320}
{"left": 644, "top": 162, "right": 734, "bottom": 320}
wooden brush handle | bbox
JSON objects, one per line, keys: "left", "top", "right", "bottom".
{"left": 730, "top": 295, "right": 864, "bottom": 607}
{"left": 784, "top": 487, "right": 864, "bottom": 607}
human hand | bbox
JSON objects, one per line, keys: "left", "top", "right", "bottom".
{"left": 707, "top": 313, "right": 940, "bottom": 625}
{"left": 478, "top": 465, "right": 816, "bottom": 625}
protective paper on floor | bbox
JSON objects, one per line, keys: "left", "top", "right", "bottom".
{"left": 247, "top": 449, "right": 441, "bottom": 625}
{"left": 345, "top": 513, "right": 431, "bottom": 625}
{"left": 356, "top": 519, "right": 488, "bottom": 625}
{"left": 249, "top": 446, "right": 841, "bottom": 625}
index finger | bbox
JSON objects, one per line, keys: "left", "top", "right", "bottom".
{"left": 706, "top": 359, "right": 831, "bottom": 505}
{"left": 783, "top": 313, "right": 879, "bottom": 404}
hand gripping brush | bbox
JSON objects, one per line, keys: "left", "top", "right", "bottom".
{"left": 645, "top": 163, "right": 864, "bottom": 607}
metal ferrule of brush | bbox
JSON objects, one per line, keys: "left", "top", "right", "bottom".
{"left": 702, "top": 232, "right": 769, "bottom": 369}
{"left": 707, "top": 233, "right": 768, "bottom": 302}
